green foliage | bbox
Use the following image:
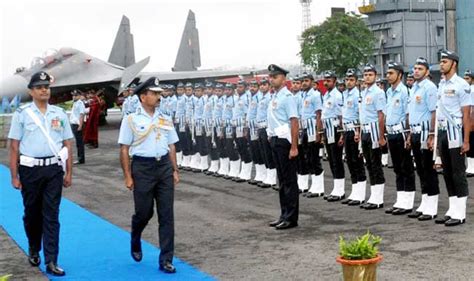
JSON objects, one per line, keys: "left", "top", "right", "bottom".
{"left": 339, "top": 231, "right": 381, "bottom": 260}
{"left": 0, "top": 274, "right": 13, "bottom": 281}
{"left": 300, "top": 13, "right": 375, "bottom": 77}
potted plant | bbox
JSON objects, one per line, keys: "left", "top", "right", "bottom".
{"left": 336, "top": 231, "right": 383, "bottom": 281}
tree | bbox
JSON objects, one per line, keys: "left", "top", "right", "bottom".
{"left": 300, "top": 13, "right": 375, "bottom": 77}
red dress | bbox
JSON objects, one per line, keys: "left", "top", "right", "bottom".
{"left": 83, "top": 96, "right": 100, "bottom": 147}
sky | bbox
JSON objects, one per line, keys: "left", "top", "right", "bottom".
{"left": 0, "top": 0, "right": 363, "bottom": 78}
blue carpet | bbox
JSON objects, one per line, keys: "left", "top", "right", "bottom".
{"left": 0, "top": 165, "right": 215, "bottom": 281}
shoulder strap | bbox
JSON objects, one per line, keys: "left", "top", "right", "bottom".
{"left": 25, "top": 108, "right": 59, "bottom": 157}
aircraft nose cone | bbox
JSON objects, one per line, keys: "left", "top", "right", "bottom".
{"left": 0, "top": 75, "right": 29, "bottom": 98}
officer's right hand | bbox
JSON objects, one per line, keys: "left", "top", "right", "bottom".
{"left": 354, "top": 132, "right": 360, "bottom": 143}
{"left": 12, "top": 178, "right": 22, "bottom": 190}
{"left": 125, "top": 177, "right": 134, "bottom": 190}
{"left": 379, "top": 136, "right": 387, "bottom": 147}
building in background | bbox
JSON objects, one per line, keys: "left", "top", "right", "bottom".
{"left": 456, "top": 0, "right": 474, "bottom": 73}
{"left": 359, "top": 0, "right": 445, "bottom": 79}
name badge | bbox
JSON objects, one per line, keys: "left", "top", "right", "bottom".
{"left": 365, "top": 96, "right": 373, "bottom": 105}
{"left": 444, "top": 89, "right": 455, "bottom": 97}
{"left": 272, "top": 100, "right": 278, "bottom": 109}
{"left": 51, "top": 117, "right": 63, "bottom": 131}
{"left": 415, "top": 95, "right": 422, "bottom": 103}
{"left": 393, "top": 99, "right": 400, "bottom": 107}
{"left": 346, "top": 101, "right": 353, "bottom": 108}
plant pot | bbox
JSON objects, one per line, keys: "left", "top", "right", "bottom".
{"left": 336, "top": 254, "right": 383, "bottom": 281}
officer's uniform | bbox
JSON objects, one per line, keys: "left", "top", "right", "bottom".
{"left": 233, "top": 81, "right": 252, "bottom": 182}
{"left": 190, "top": 83, "right": 208, "bottom": 171}
{"left": 118, "top": 77, "right": 179, "bottom": 267}
{"left": 206, "top": 83, "right": 225, "bottom": 175}
{"left": 384, "top": 62, "right": 416, "bottom": 215}
{"left": 296, "top": 73, "right": 325, "bottom": 197}
{"left": 255, "top": 79, "right": 277, "bottom": 188}
{"left": 220, "top": 83, "right": 240, "bottom": 178}
{"left": 247, "top": 80, "right": 265, "bottom": 185}
{"left": 340, "top": 69, "right": 367, "bottom": 205}
{"left": 174, "top": 82, "right": 186, "bottom": 167}
{"left": 321, "top": 71, "right": 345, "bottom": 202}
{"left": 435, "top": 50, "right": 471, "bottom": 226}
{"left": 360, "top": 64, "right": 387, "bottom": 210}
{"left": 180, "top": 83, "right": 196, "bottom": 169}
{"left": 8, "top": 71, "right": 73, "bottom": 273}
{"left": 70, "top": 91, "right": 86, "bottom": 163}
{"left": 267, "top": 64, "right": 300, "bottom": 228}
{"left": 407, "top": 57, "right": 440, "bottom": 220}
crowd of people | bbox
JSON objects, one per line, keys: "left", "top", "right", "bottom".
{"left": 119, "top": 50, "right": 473, "bottom": 229}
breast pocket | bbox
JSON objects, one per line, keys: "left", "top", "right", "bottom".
{"left": 25, "top": 121, "right": 39, "bottom": 133}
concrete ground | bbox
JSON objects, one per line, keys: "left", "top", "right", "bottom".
{"left": 1, "top": 111, "right": 473, "bottom": 281}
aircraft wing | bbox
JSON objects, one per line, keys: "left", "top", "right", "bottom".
{"left": 139, "top": 69, "right": 255, "bottom": 82}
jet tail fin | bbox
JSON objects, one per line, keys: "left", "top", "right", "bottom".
{"left": 109, "top": 15, "right": 135, "bottom": 68}
{"left": 172, "top": 10, "right": 201, "bottom": 72}
{"left": 118, "top": 56, "right": 150, "bottom": 94}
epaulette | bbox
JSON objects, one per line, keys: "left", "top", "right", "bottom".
{"left": 16, "top": 103, "right": 30, "bottom": 113}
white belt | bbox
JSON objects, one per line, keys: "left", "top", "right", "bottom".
{"left": 343, "top": 121, "right": 358, "bottom": 131}
{"left": 20, "top": 155, "right": 59, "bottom": 167}
{"left": 410, "top": 124, "right": 422, "bottom": 134}
{"left": 386, "top": 123, "right": 404, "bottom": 135}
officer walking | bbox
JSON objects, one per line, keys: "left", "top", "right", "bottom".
{"left": 321, "top": 71, "right": 345, "bottom": 202}
{"left": 359, "top": 64, "right": 387, "bottom": 210}
{"left": 406, "top": 57, "right": 440, "bottom": 220}
{"left": 433, "top": 50, "right": 471, "bottom": 226}
{"left": 384, "top": 62, "right": 416, "bottom": 215}
{"left": 118, "top": 77, "right": 179, "bottom": 273}
{"left": 70, "top": 90, "right": 86, "bottom": 164}
{"left": 266, "top": 64, "right": 300, "bottom": 230}
{"left": 256, "top": 78, "right": 277, "bottom": 188}
{"left": 8, "top": 71, "right": 73, "bottom": 276}
{"left": 339, "top": 69, "right": 367, "bottom": 206}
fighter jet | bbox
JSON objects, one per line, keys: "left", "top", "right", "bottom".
{"left": 0, "top": 10, "right": 254, "bottom": 107}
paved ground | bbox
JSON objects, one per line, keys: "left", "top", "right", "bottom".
{"left": 1, "top": 111, "right": 474, "bottom": 280}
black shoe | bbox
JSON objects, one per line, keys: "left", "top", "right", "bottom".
{"left": 327, "top": 195, "right": 345, "bottom": 202}
{"left": 348, "top": 200, "right": 363, "bottom": 206}
{"left": 467, "top": 173, "right": 474, "bottom": 178}
{"left": 182, "top": 167, "right": 191, "bottom": 171}
{"left": 364, "top": 203, "right": 384, "bottom": 210}
{"left": 418, "top": 214, "right": 437, "bottom": 221}
{"left": 259, "top": 183, "right": 271, "bottom": 188}
{"left": 28, "top": 248, "right": 40, "bottom": 267}
{"left": 360, "top": 202, "right": 371, "bottom": 209}
{"left": 131, "top": 240, "right": 142, "bottom": 262}
{"left": 435, "top": 216, "right": 451, "bottom": 224}
{"left": 46, "top": 262, "right": 66, "bottom": 276}
{"left": 306, "top": 192, "right": 324, "bottom": 198}
{"left": 269, "top": 219, "right": 282, "bottom": 227}
{"left": 272, "top": 185, "right": 279, "bottom": 191}
{"left": 323, "top": 195, "right": 329, "bottom": 200}
{"left": 445, "top": 218, "right": 465, "bottom": 227}
{"left": 192, "top": 168, "right": 200, "bottom": 173}
{"left": 392, "top": 208, "right": 412, "bottom": 215}
{"left": 340, "top": 198, "right": 351, "bottom": 204}
{"left": 203, "top": 170, "right": 213, "bottom": 175}
{"left": 214, "top": 173, "right": 223, "bottom": 177}
{"left": 385, "top": 207, "right": 398, "bottom": 214}
{"left": 159, "top": 261, "right": 176, "bottom": 274}
{"left": 223, "top": 175, "right": 232, "bottom": 180}
{"left": 248, "top": 179, "right": 260, "bottom": 185}
{"left": 408, "top": 211, "right": 423, "bottom": 218}
{"left": 275, "top": 221, "right": 298, "bottom": 230}
{"left": 234, "top": 178, "right": 246, "bottom": 183}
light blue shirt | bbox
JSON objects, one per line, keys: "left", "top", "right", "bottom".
{"left": 128, "top": 95, "right": 140, "bottom": 114}
{"left": 342, "top": 87, "right": 360, "bottom": 123}
{"left": 385, "top": 83, "right": 409, "bottom": 125}
{"left": 321, "top": 87, "right": 343, "bottom": 120}
{"left": 184, "top": 95, "right": 195, "bottom": 120}
{"left": 175, "top": 95, "right": 186, "bottom": 119}
{"left": 203, "top": 95, "right": 215, "bottom": 120}
{"left": 247, "top": 91, "right": 261, "bottom": 121}
{"left": 267, "top": 86, "right": 298, "bottom": 135}
{"left": 408, "top": 78, "right": 437, "bottom": 125}
{"left": 256, "top": 92, "right": 271, "bottom": 122}
{"left": 222, "top": 95, "right": 234, "bottom": 121}
{"left": 300, "top": 88, "right": 322, "bottom": 120}
{"left": 8, "top": 102, "right": 74, "bottom": 157}
{"left": 194, "top": 96, "right": 205, "bottom": 120}
{"left": 232, "top": 93, "right": 249, "bottom": 121}
{"left": 213, "top": 96, "right": 225, "bottom": 120}
{"left": 437, "top": 73, "right": 471, "bottom": 120}
{"left": 118, "top": 104, "right": 179, "bottom": 157}
{"left": 360, "top": 84, "right": 386, "bottom": 124}
{"left": 159, "top": 96, "right": 168, "bottom": 112}
{"left": 166, "top": 95, "right": 177, "bottom": 117}
{"left": 70, "top": 99, "right": 85, "bottom": 125}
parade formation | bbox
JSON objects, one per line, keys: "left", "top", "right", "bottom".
{"left": 6, "top": 49, "right": 473, "bottom": 276}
